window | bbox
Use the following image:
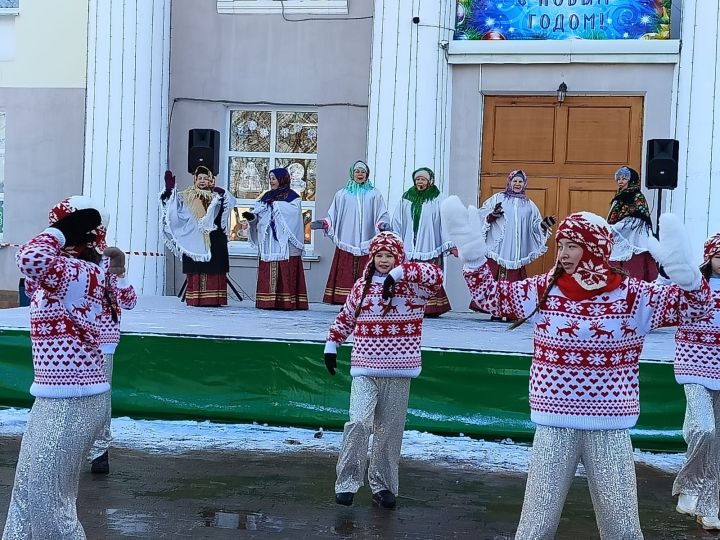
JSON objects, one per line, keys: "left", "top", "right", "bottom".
{"left": 227, "top": 109, "right": 318, "bottom": 255}
{"left": 217, "top": 0, "right": 347, "bottom": 15}
{"left": 0, "top": 112, "right": 5, "bottom": 240}
{"left": 0, "top": 0, "right": 19, "bottom": 16}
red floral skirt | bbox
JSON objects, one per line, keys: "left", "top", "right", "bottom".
{"left": 421, "top": 256, "right": 451, "bottom": 317}
{"left": 469, "top": 260, "right": 527, "bottom": 312}
{"left": 323, "top": 248, "right": 369, "bottom": 305}
{"left": 256, "top": 256, "right": 309, "bottom": 310}
{"left": 186, "top": 273, "right": 228, "bottom": 307}
{"left": 612, "top": 252, "right": 658, "bottom": 282}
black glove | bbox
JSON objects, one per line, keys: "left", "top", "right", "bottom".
{"left": 309, "top": 220, "right": 325, "bottom": 231}
{"left": 491, "top": 202, "right": 504, "bottom": 218}
{"left": 657, "top": 263, "right": 669, "bottom": 280}
{"left": 212, "top": 186, "right": 225, "bottom": 196}
{"left": 164, "top": 170, "right": 176, "bottom": 191}
{"left": 241, "top": 211, "right": 255, "bottom": 221}
{"left": 541, "top": 216, "right": 557, "bottom": 232}
{"left": 324, "top": 353, "right": 337, "bottom": 376}
{"left": 50, "top": 209, "right": 102, "bottom": 248}
{"left": 382, "top": 275, "right": 396, "bottom": 301}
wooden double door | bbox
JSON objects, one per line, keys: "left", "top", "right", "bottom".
{"left": 480, "top": 95, "right": 644, "bottom": 276}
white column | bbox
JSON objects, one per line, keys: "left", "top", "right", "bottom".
{"left": 366, "top": 0, "right": 455, "bottom": 210}
{"left": 671, "top": 0, "right": 720, "bottom": 258}
{"left": 83, "top": 0, "right": 171, "bottom": 294}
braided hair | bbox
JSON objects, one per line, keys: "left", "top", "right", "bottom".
{"left": 353, "top": 259, "right": 396, "bottom": 318}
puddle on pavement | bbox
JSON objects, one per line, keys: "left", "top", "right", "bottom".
{"left": 105, "top": 508, "right": 156, "bottom": 536}
{"left": 200, "top": 509, "right": 299, "bottom": 531}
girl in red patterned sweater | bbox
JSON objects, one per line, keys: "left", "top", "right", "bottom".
{"left": 442, "top": 197, "right": 709, "bottom": 540}
{"left": 672, "top": 232, "right": 720, "bottom": 530}
{"left": 3, "top": 197, "right": 112, "bottom": 540}
{"left": 323, "top": 231, "right": 443, "bottom": 509}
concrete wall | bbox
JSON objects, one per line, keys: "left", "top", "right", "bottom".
{"left": 445, "top": 62, "right": 676, "bottom": 308}
{"left": 167, "top": 0, "right": 373, "bottom": 301}
{"left": 0, "top": 88, "right": 86, "bottom": 290}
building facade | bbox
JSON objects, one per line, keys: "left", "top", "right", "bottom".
{"left": 1, "top": 0, "right": 718, "bottom": 308}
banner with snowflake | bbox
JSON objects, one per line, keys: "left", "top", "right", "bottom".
{"left": 455, "top": 0, "right": 671, "bottom": 41}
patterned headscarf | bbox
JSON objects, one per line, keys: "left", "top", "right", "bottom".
{"left": 608, "top": 166, "right": 651, "bottom": 228}
{"left": 504, "top": 170, "right": 529, "bottom": 202}
{"left": 48, "top": 196, "right": 109, "bottom": 255}
{"left": 367, "top": 231, "right": 405, "bottom": 267}
{"left": 261, "top": 168, "right": 299, "bottom": 204}
{"left": 344, "top": 160, "right": 374, "bottom": 194}
{"left": 402, "top": 167, "right": 441, "bottom": 238}
{"left": 702, "top": 232, "right": 720, "bottom": 270}
{"left": 556, "top": 212, "right": 615, "bottom": 290}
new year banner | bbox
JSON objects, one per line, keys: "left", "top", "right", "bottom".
{"left": 455, "top": 0, "right": 671, "bottom": 41}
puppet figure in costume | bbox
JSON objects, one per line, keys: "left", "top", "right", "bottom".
{"left": 392, "top": 167, "right": 454, "bottom": 316}
{"left": 442, "top": 196, "right": 709, "bottom": 539}
{"left": 242, "top": 168, "right": 308, "bottom": 310}
{"left": 3, "top": 197, "right": 112, "bottom": 539}
{"left": 311, "top": 160, "right": 390, "bottom": 304}
{"left": 324, "top": 232, "right": 443, "bottom": 509}
{"left": 672, "top": 232, "right": 720, "bottom": 530}
{"left": 160, "top": 166, "right": 235, "bottom": 306}
{"left": 471, "top": 170, "right": 555, "bottom": 318}
{"left": 607, "top": 166, "right": 658, "bottom": 282}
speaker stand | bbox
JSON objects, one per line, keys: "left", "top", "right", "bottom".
{"left": 654, "top": 188, "right": 663, "bottom": 239}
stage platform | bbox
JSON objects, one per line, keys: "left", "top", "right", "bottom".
{"left": 0, "top": 297, "right": 683, "bottom": 451}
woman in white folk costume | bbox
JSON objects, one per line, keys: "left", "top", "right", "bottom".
{"left": 311, "top": 160, "right": 390, "bottom": 304}
{"left": 160, "top": 166, "right": 235, "bottom": 306}
{"left": 242, "top": 167, "right": 308, "bottom": 310}
{"left": 392, "top": 167, "right": 454, "bottom": 316}
{"left": 672, "top": 232, "right": 720, "bottom": 530}
{"left": 471, "top": 170, "right": 555, "bottom": 318}
{"left": 607, "top": 166, "right": 658, "bottom": 282}
{"left": 442, "top": 196, "right": 710, "bottom": 539}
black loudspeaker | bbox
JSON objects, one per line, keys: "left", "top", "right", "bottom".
{"left": 645, "top": 139, "right": 679, "bottom": 189}
{"left": 188, "top": 129, "right": 220, "bottom": 175}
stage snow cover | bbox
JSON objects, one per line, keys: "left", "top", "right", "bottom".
{"left": 0, "top": 408, "right": 686, "bottom": 475}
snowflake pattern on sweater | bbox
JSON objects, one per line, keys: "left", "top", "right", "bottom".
{"left": 16, "top": 229, "right": 110, "bottom": 398}
{"left": 464, "top": 262, "right": 710, "bottom": 430}
{"left": 98, "top": 266, "right": 138, "bottom": 354}
{"left": 674, "top": 277, "right": 720, "bottom": 389}
{"left": 326, "top": 262, "right": 443, "bottom": 377}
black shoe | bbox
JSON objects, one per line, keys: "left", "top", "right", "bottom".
{"left": 372, "top": 490, "right": 396, "bottom": 509}
{"left": 335, "top": 492, "right": 354, "bottom": 506}
{"left": 490, "top": 316, "right": 503, "bottom": 322}
{"left": 90, "top": 451, "right": 109, "bottom": 474}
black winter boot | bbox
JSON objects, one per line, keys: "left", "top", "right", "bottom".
{"left": 335, "top": 492, "right": 354, "bottom": 506}
{"left": 372, "top": 490, "right": 396, "bottom": 509}
{"left": 91, "top": 451, "right": 109, "bottom": 474}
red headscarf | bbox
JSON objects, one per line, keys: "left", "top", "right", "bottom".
{"left": 555, "top": 212, "right": 623, "bottom": 300}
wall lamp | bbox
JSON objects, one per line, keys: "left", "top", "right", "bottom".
{"left": 557, "top": 82, "right": 568, "bottom": 104}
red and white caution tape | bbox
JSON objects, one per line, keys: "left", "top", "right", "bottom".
{"left": 1, "top": 243, "right": 164, "bottom": 257}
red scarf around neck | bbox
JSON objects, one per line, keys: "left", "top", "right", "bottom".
{"left": 555, "top": 271, "right": 624, "bottom": 302}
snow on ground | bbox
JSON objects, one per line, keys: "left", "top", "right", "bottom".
{"left": 0, "top": 408, "right": 685, "bottom": 475}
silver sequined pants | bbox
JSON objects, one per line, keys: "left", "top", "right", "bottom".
{"left": 89, "top": 354, "right": 114, "bottom": 461}
{"left": 2, "top": 393, "right": 108, "bottom": 540}
{"left": 335, "top": 376, "right": 411, "bottom": 495}
{"left": 672, "top": 384, "right": 720, "bottom": 517}
{"left": 515, "top": 425, "right": 643, "bottom": 540}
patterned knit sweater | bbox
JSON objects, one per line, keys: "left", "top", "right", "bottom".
{"left": 325, "top": 262, "right": 443, "bottom": 377}
{"left": 675, "top": 277, "right": 720, "bottom": 389}
{"left": 24, "top": 265, "right": 137, "bottom": 355}
{"left": 464, "top": 262, "right": 710, "bottom": 430}
{"left": 16, "top": 229, "right": 109, "bottom": 398}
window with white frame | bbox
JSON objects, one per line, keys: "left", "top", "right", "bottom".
{"left": 227, "top": 109, "right": 318, "bottom": 255}
{"left": 217, "top": 0, "right": 347, "bottom": 15}
{"left": 0, "top": 112, "right": 5, "bottom": 240}
{"left": 0, "top": 0, "right": 19, "bottom": 16}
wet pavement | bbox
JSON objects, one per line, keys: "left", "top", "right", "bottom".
{"left": 0, "top": 437, "right": 718, "bottom": 539}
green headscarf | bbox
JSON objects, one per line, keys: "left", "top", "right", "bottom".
{"left": 344, "top": 160, "right": 374, "bottom": 194}
{"left": 402, "top": 167, "right": 440, "bottom": 238}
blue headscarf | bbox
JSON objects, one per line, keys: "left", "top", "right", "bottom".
{"left": 344, "top": 160, "right": 374, "bottom": 194}
{"left": 261, "top": 168, "right": 300, "bottom": 204}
